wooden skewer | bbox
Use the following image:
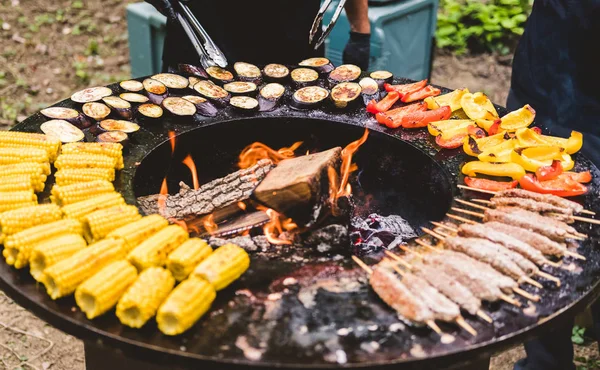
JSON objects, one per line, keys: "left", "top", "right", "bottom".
{"left": 536, "top": 270, "right": 561, "bottom": 287}
{"left": 472, "top": 199, "right": 493, "bottom": 205}
{"left": 351, "top": 255, "right": 444, "bottom": 336}
{"left": 520, "top": 276, "right": 543, "bottom": 289}
{"left": 543, "top": 259, "right": 562, "bottom": 268}
{"left": 384, "top": 251, "right": 413, "bottom": 269}
{"left": 400, "top": 244, "right": 426, "bottom": 257}
{"left": 431, "top": 221, "right": 458, "bottom": 233}
{"left": 477, "top": 310, "right": 493, "bottom": 324}
{"left": 513, "top": 287, "right": 540, "bottom": 302}
{"left": 581, "top": 209, "right": 596, "bottom": 216}
{"left": 546, "top": 212, "right": 600, "bottom": 226}
{"left": 413, "top": 239, "right": 441, "bottom": 253}
{"left": 500, "top": 293, "right": 522, "bottom": 307}
{"left": 451, "top": 207, "right": 485, "bottom": 219}
{"left": 421, "top": 227, "right": 448, "bottom": 241}
{"left": 447, "top": 213, "right": 478, "bottom": 225}
{"left": 564, "top": 250, "right": 586, "bottom": 260}
{"left": 435, "top": 229, "right": 453, "bottom": 239}
{"left": 455, "top": 316, "right": 478, "bottom": 336}
{"left": 455, "top": 198, "right": 491, "bottom": 211}
{"left": 457, "top": 184, "right": 496, "bottom": 195}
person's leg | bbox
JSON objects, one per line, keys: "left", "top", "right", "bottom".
{"left": 512, "top": 320, "right": 576, "bottom": 370}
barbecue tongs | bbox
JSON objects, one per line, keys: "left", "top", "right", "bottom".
{"left": 308, "top": 0, "right": 348, "bottom": 50}
{"left": 174, "top": 1, "right": 228, "bottom": 69}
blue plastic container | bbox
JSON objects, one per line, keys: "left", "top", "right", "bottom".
{"left": 324, "top": 0, "right": 439, "bottom": 80}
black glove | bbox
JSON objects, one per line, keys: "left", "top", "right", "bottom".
{"left": 342, "top": 32, "right": 371, "bottom": 70}
{"left": 146, "top": 0, "right": 178, "bottom": 22}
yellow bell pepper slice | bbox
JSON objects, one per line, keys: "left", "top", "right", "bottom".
{"left": 461, "top": 161, "right": 526, "bottom": 180}
{"left": 475, "top": 118, "right": 501, "bottom": 133}
{"left": 463, "top": 132, "right": 508, "bottom": 157}
{"left": 424, "top": 88, "right": 470, "bottom": 112}
{"left": 478, "top": 138, "right": 516, "bottom": 163}
{"left": 515, "top": 128, "right": 547, "bottom": 147}
{"left": 540, "top": 131, "right": 584, "bottom": 155}
{"left": 461, "top": 92, "right": 499, "bottom": 121}
{"left": 427, "top": 119, "right": 475, "bottom": 137}
{"left": 498, "top": 105, "right": 536, "bottom": 132}
{"left": 559, "top": 153, "right": 575, "bottom": 171}
{"left": 511, "top": 146, "right": 565, "bottom": 172}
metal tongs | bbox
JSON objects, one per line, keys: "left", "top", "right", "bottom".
{"left": 308, "top": 0, "right": 348, "bottom": 50}
{"left": 174, "top": 1, "right": 228, "bottom": 69}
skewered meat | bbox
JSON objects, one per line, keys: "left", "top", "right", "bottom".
{"left": 412, "top": 263, "right": 481, "bottom": 315}
{"left": 444, "top": 237, "right": 527, "bottom": 280}
{"left": 425, "top": 250, "right": 517, "bottom": 298}
{"left": 485, "top": 221, "right": 567, "bottom": 257}
{"left": 369, "top": 265, "right": 434, "bottom": 323}
{"left": 497, "top": 189, "right": 584, "bottom": 214}
{"left": 458, "top": 223, "right": 551, "bottom": 267}
{"left": 490, "top": 197, "right": 573, "bottom": 223}
{"left": 401, "top": 271, "right": 461, "bottom": 322}
{"left": 484, "top": 208, "right": 574, "bottom": 242}
{"left": 496, "top": 207, "right": 578, "bottom": 235}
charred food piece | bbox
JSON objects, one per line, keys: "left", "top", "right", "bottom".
{"left": 258, "top": 83, "right": 285, "bottom": 112}
{"left": 496, "top": 188, "right": 584, "bottom": 214}
{"left": 291, "top": 86, "right": 329, "bottom": 110}
{"left": 328, "top": 64, "right": 361, "bottom": 87}
{"left": 290, "top": 68, "right": 320, "bottom": 88}
{"left": 182, "top": 95, "right": 218, "bottom": 117}
{"left": 82, "top": 102, "right": 111, "bottom": 121}
{"left": 136, "top": 103, "right": 163, "bottom": 123}
{"left": 151, "top": 73, "right": 189, "bottom": 91}
{"left": 263, "top": 63, "right": 290, "bottom": 81}
{"left": 143, "top": 78, "right": 168, "bottom": 105}
{"left": 370, "top": 70, "right": 393, "bottom": 90}
{"left": 298, "top": 57, "right": 335, "bottom": 74}
{"left": 330, "top": 82, "right": 361, "bottom": 109}
{"left": 206, "top": 66, "right": 234, "bottom": 84}
{"left": 229, "top": 96, "right": 259, "bottom": 113}
{"left": 162, "top": 97, "right": 197, "bottom": 118}
{"left": 193, "top": 80, "right": 230, "bottom": 107}
{"left": 102, "top": 96, "right": 133, "bottom": 120}
{"left": 234, "top": 62, "right": 262, "bottom": 84}
{"left": 223, "top": 81, "right": 258, "bottom": 96}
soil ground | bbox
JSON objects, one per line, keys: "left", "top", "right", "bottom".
{"left": 0, "top": 1, "right": 599, "bottom": 369}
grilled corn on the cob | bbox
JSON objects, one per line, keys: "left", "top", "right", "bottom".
{"left": 0, "top": 162, "right": 47, "bottom": 192}
{"left": 128, "top": 224, "right": 189, "bottom": 271}
{"left": 167, "top": 238, "right": 212, "bottom": 281}
{"left": 51, "top": 180, "right": 115, "bottom": 206}
{"left": 54, "top": 153, "right": 118, "bottom": 170}
{"left": 0, "top": 131, "right": 61, "bottom": 162}
{"left": 61, "top": 142, "right": 124, "bottom": 170}
{"left": 3, "top": 218, "right": 82, "bottom": 269}
{"left": 42, "top": 238, "right": 127, "bottom": 299}
{"left": 75, "top": 260, "right": 138, "bottom": 319}
{"left": 156, "top": 276, "right": 216, "bottom": 335}
{"left": 106, "top": 214, "right": 169, "bottom": 252}
{"left": 83, "top": 204, "right": 140, "bottom": 242}
{"left": 0, "top": 147, "right": 50, "bottom": 175}
{"left": 0, "top": 204, "right": 62, "bottom": 240}
{"left": 55, "top": 168, "right": 115, "bottom": 186}
{"left": 0, "top": 174, "right": 35, "bottom": 192}
{"left": 192, "top": 243, "right": 249, "bottom": 291}
{"left": 0, "top": 190, "right": 37, "bottom": 214}
{"left": 61, "top": 192, "right": 125, "bottom": 223}
{"left": 116, "top": 267, "right": 175, "bottom": 328}
{"left": 29, "top": 233, "right": 87, "bottom": 282}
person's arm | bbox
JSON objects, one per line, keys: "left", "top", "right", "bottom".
{"left": 342, "top": 0, "right": 371, "bottom": 70}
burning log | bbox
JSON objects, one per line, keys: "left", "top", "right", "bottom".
{"left": 137, "top": 159, "right": 274, "bottom": 219}
{"left": 252, "top": 147, "right": 342, "bottom": 225}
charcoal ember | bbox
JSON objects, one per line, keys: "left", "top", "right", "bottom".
{"left": 301, "top": 224, "right": 349, "bottom": 254}
{"left": 209, "top": 235, "right": 272, "bottom": 253}
{"left": 350, "top": 213, "right": 416, "bottom": 249}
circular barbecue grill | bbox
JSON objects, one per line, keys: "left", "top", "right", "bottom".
{"left": 2, "top": 75, "right": 600, "bottom": 370}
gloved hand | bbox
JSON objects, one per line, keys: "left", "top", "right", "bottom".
{"left": 145, "top": 0, "right": 178, "bottom": 22}
{"left": 343, "top": 32, "right": 371, "bottom": 70}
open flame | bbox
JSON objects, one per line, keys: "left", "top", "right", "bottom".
{"left": 337, "top": 128, "right": 369, "bottom": 197}
{"left": 238, "top": 141, "right": 303, "bottom": 169}
{"left": 203, "top": 214, "right": 218, "bottom": 234}
{"left": 257, "top": 205, "right": 294, "bottom": 245}
{"left": 238, "top": 201, "right": 247, "bottom": 211}
{"left": 158, "top": 178, "right": 169, "bottom": 215}
{"left": 182, "top": 154, "right": 200, "bottom": 190}
{"left": 169, "top": 130, "right": 177, "bottom": 153}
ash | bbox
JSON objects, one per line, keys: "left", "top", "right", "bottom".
{"left": 350, "top": 213, "right": 417, "bottom": 250}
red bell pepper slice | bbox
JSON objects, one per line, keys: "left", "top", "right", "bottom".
{"left": 464, "top": 177, "right": 518, "bottom": 192}
{"left": 531, "top": 126, "right": 542, "bottom": 135}
{"left": 535, "top": 160, "right": 563, "bottom": 182}
{"left": 375, "top": 103, "right": 428, "bottom": 129}
{"left": 518, "top": 173, "right": 588, "bottom": 197}
{"left": 375, "top": 112, "right": 397, "bottom": 128}
{"left": 400, "top": 106, "right": 452, "bottom": 129}
{"left": 435, "top": 133, "right": 465, "bottom": 149}
{"left": 467, "top": 125, "right": 487, "bottom": 138}
{"left": 487, "top": 120, "right": 502, "bottom": 135}
{"left": 401, "top": 85, "right": 441, "bottom": 103}
{"left": 366, "top": 91, "right": 400, "bottom": 114}
{"left": 384, "top": 80, "right": 427, "bottom": 98}
{"left": 563, "top": 171, "right": 592, "bottom": 183}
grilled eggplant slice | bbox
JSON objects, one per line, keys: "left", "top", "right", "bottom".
{"left": 291, "top": 68, "right": 319, "bottom": 88}
{"left": 136, "top": 103, "right": 163, "bottom": 123}
{"left": 330, "top": 82, "right": 361, "bottom": 109}
{"left": 82, "top": 102, "right": 111, "bottom": 121}
{"left": 291, "top": 86, "right": 329, "bottom": 110}
{"left": 263, "top": 63, "right": 289, "bottom": 81}
{"left": 119, "top": 80, "right": 144, "bottom": 92}
{"left": 41, "top": 120, "right": 85, "bottom": 143}
{"left": 234, "top": 62, "right": 262, "bottom": 84}
{"left": 193, "top": 80, "right": 231, "bottom": 107}
{"left": 223, "top": 81, "right": 258, "bottom": 96}
{"left": 71, "top": 86, "right": 112, "bottom": 103}
{"left": 359, "top": 77, "right": 380, "bottom": 105}
{"left": 182, "top": 95, "right": 218, "bottom": 117}
{"left": 370, "top": 70, "right": 393, "bottom": 89}
{"left": 229, "top": 96, "right": 259, "bottom": 113}
{"left": 298, "top": 57, "right": 334, "bottom": 74}
{"left": 143, "top": 78, "right": 168, "bottom": 105}
{"left": 206, "top": 66, "right": 234, "bottom": 84}
{"left": 151, "top": 73, "right": 189, "bottom": 91}
{"left": 188, "top": 76, "right": 202, "bottom": 89}
{"left": 40, "top": 107, "right": 91, "bottom": 129}
{"left": 178, "top": 63, "right": 209, "bottom": 79}
{"left": 328, "top": 64, "right": 361, "bottom": 87}
{"left": 97, "top": 119, "right": 140, "bottom": 134}
{"left": 258, "top": 83, "right": 285, "bottom": 112}
{"left": 162, "top": 97, "right": 197, "bottom": 119}
{"left": 119, "top": 92, "right": 150, "bottom": 104}
{"left": 102, "top": 96, "right": 133, "bottom": 119}
{"left": 96, "top": 131, "right": 129, "bottom": 148}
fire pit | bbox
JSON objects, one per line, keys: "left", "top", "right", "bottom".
{"left": 2, "top": 70, "right": 600, "bottom": 370}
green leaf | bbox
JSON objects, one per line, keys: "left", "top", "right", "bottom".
{"left": 512, "top": 14, "right": 528, "bottom": 23}
{"left": 437, "top": 25, "right": 458, "bottom": 37}
{"left": 501, "top": 18, "right": 516, "bottom": 29}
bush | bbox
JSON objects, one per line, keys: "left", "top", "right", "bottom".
{"left": 435, "top": 0, "right": 533, "bottom": 55}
